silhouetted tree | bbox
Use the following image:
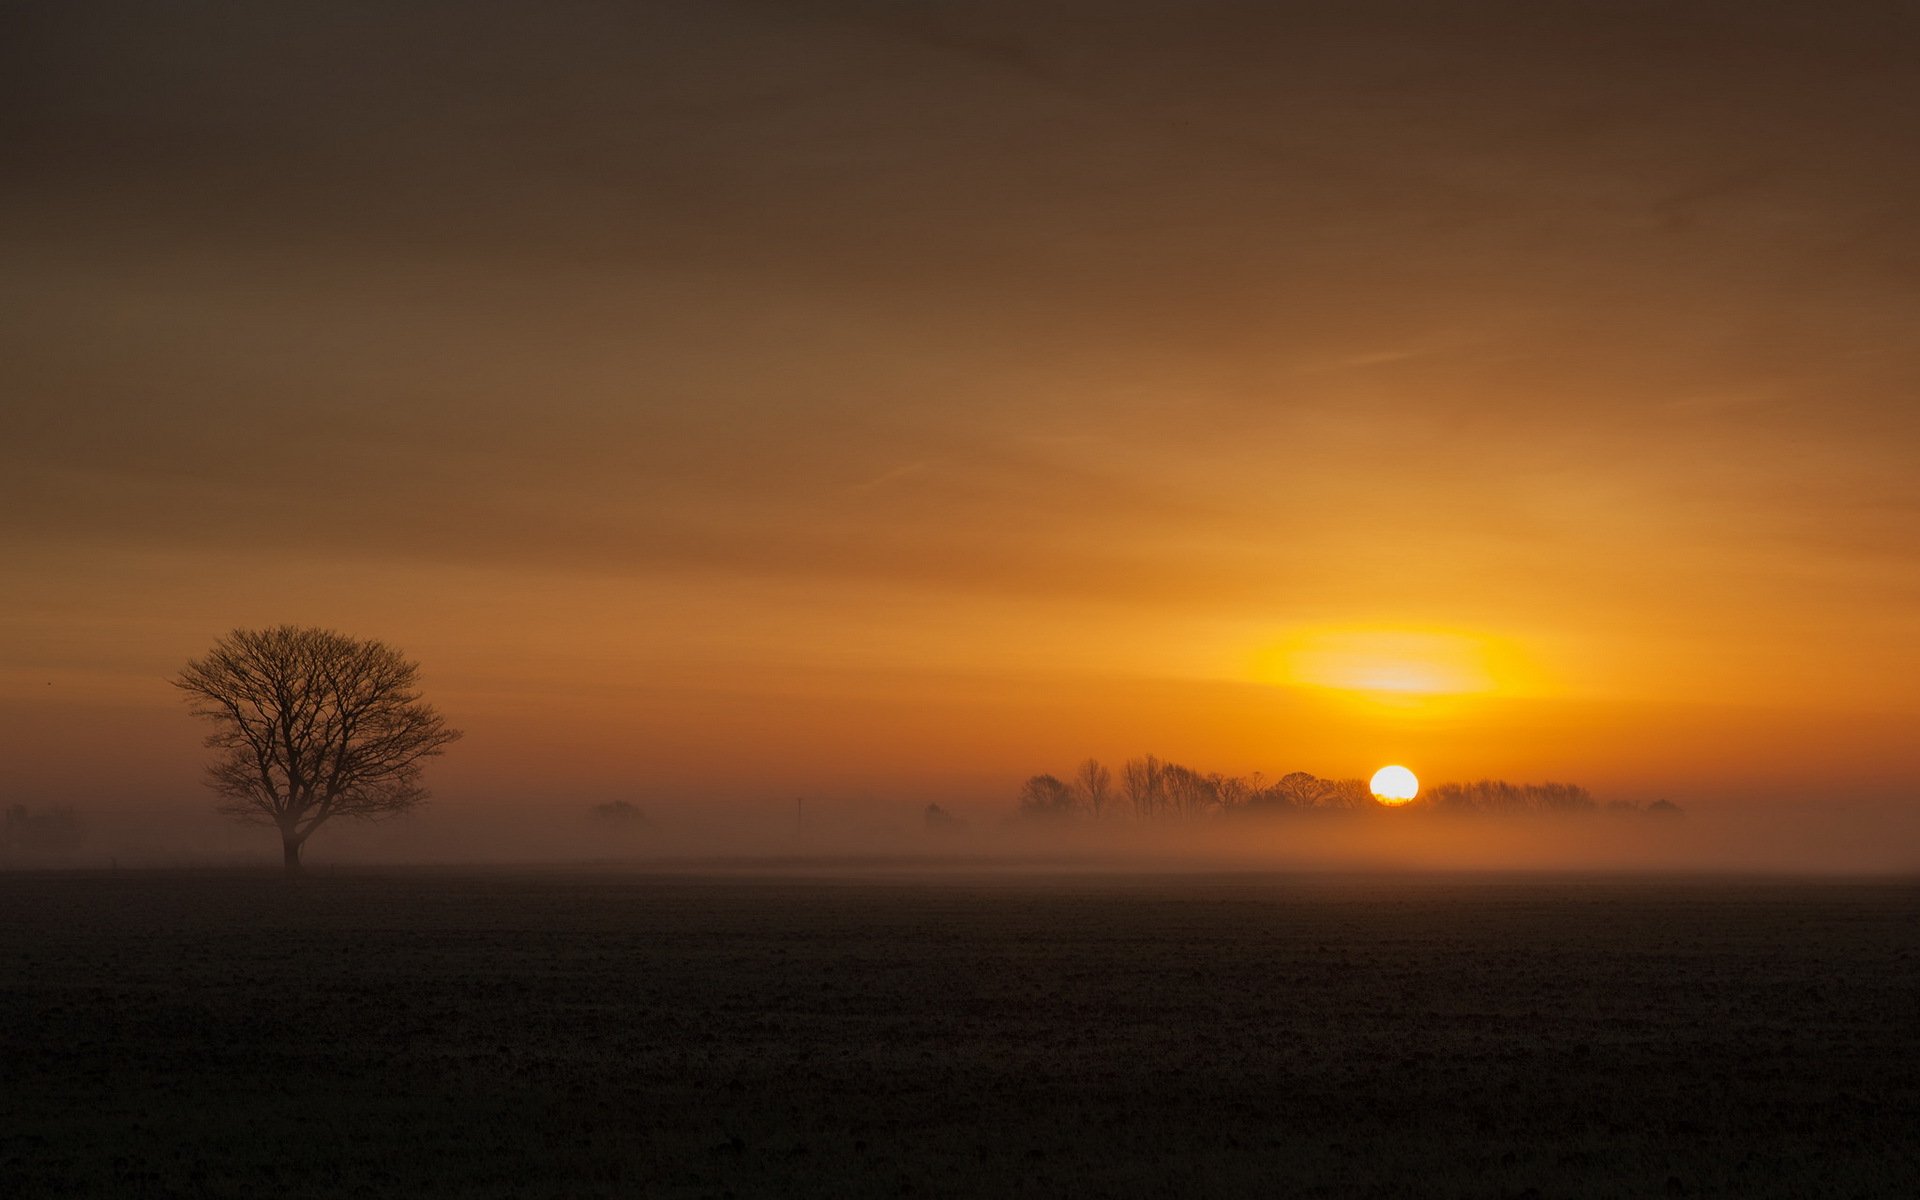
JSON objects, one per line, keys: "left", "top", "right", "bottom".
{"left": 1646, "top": 798, "right": 1684, "bottom": 817}
{"left": 1161, "top": 762, "right": 1219, "bottom": 817}
{"left": 1211, "top": 772, "right": 1255, "bottom": 812}
{"left": 924, "top": 803, "right": 965, "bottom": 831}
{"left": 174, "top": 626, "right": 461, "bottom": 872}
{"left": 1074, "top": 758, "right": 1114, "bottom": 820}
{"left": 1324, "top": 778, "right": 1376, "bottom": 810}
{"left": 1121, "top": 755, "right": 1164, "bottom": 819}
{"left": 1244, "top": 772, "right": 1376, "bottom": 811}
{"left": 591, "top": 800, "right": 648, "bottom": 826}
{"left": 1421, "top": 780, "right": 1596, "bottom": 815}
{"left": 1267, "top": 771, "right": 1337, "bottom": 809}
{"left": 1017, "top": 774, "right": 1077, "bottom": 818}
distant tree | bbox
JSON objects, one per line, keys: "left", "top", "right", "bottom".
{"left": 1121, "top": 755, "right": 1164, "bottom": 819}
{"left": 924, "top": 803, "right": 965, "bottom": 831}
{"left": 1246, "top": 772, "right": 1375, "bottom": 811}
{"left": 174, "top": 626, "right": 461, "bottom": 872}
{"left": 1073, "top": 758, "right": 1114, "bottom": 820}
{"left": 1160, "top": 763, "right": 1219, "bottom": 817}
{"left": 1323, "top": 778, "right": 1376, "bottom": 810}
{"left": 1422, "top": 780, "right": 1596, "bottom": 815}
{"left": 1210, "top": 772, "right": 1253, "bottom": 812}
{"left": 1646, "top": 799, "right": 1684, "bottom": 817}
{"left": 1017, "top": 774, "right": 1077, "bottom": 818}
{"left": 590, "top": 800, "right": 648, "bottom": 826}
{"left": 1269, "top": 771, "right": 1336, "bottom": 809}
{"left": 1535, "top": 782, "right": 1594, "bottom": 813}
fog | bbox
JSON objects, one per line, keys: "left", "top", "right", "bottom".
{"left": 9, "top": 791, "right": 1917, "bottom": 877}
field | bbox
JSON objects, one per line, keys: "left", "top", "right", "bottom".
{"left": 3, "top": 868, "right": 1916, "bottom": 1198}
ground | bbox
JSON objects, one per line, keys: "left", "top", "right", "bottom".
{"left": 2, "top": 868, "right": 1916, "bottom": 1197}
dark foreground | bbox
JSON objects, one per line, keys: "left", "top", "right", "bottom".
{"left": 2, "top": 870, "right": 1916, "bottom": 1198}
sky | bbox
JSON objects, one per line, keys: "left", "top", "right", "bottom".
{"left": 5, "top": 1, "right": 1918, "bottom": 839}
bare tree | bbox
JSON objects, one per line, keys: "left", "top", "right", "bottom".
{"left": 1160, "top": 762, "right": 1219, "bottom": 817}
{"left": 173, "top": 626, "right": 461, "bottom": 871}
{"left": 1017, "top": 774, "right": 1077, "bottom": 818}
{"left": 924, "top": 802, "right": 965, "bottom": 831}
{"left": 1267, "top": 771, "right": 1337, "bottom": 809}
{"left": 1324, "top": 778, "right": 1376, "bottom": 810}
{"left": 590, "top": 800, "right": 648, "bottom": 828}
{"left": 1121, "top": 755, "right": 1164, "bottom": 819}
{"left": 1421, "top": 779, "right": 1596, "bottom": 815}
{"left": 1211, "top": 772, "right": 1252, "bottom": 812}
{"left": 1073, "top": 758, "right": 1113, "bottom": 820}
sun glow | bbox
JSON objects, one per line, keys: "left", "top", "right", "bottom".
{"left": 1370, "top": 764, "right": 1419, "bottom": 804}
{"left": 1252, "top": 627, "right": 1531, "bottom": 699}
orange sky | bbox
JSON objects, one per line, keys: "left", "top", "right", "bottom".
{"left": 5, "top": 2, "right": 1918, "bottom": 826}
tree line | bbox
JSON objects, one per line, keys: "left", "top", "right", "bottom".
{"left": 1015, "top": 757, "right": 1673, "bottom": 819}
{"left": 1016, "top": 756, "right": 1376, "bottom": 820}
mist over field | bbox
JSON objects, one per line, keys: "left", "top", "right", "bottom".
{"left": 11, "top": 789, "right": 1918, "bottom": 876}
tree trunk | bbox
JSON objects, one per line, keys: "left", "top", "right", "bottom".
{"left": 281, "top": 831, "right": 302, "bottom": 873}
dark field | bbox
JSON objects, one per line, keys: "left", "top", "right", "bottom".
{"left": 3, "top": 870, "right": 1917, "bottom": 1198}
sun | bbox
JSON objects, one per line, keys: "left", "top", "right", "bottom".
{"left": 1370, "top": 764, "right": 1419, "bottom": 805}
